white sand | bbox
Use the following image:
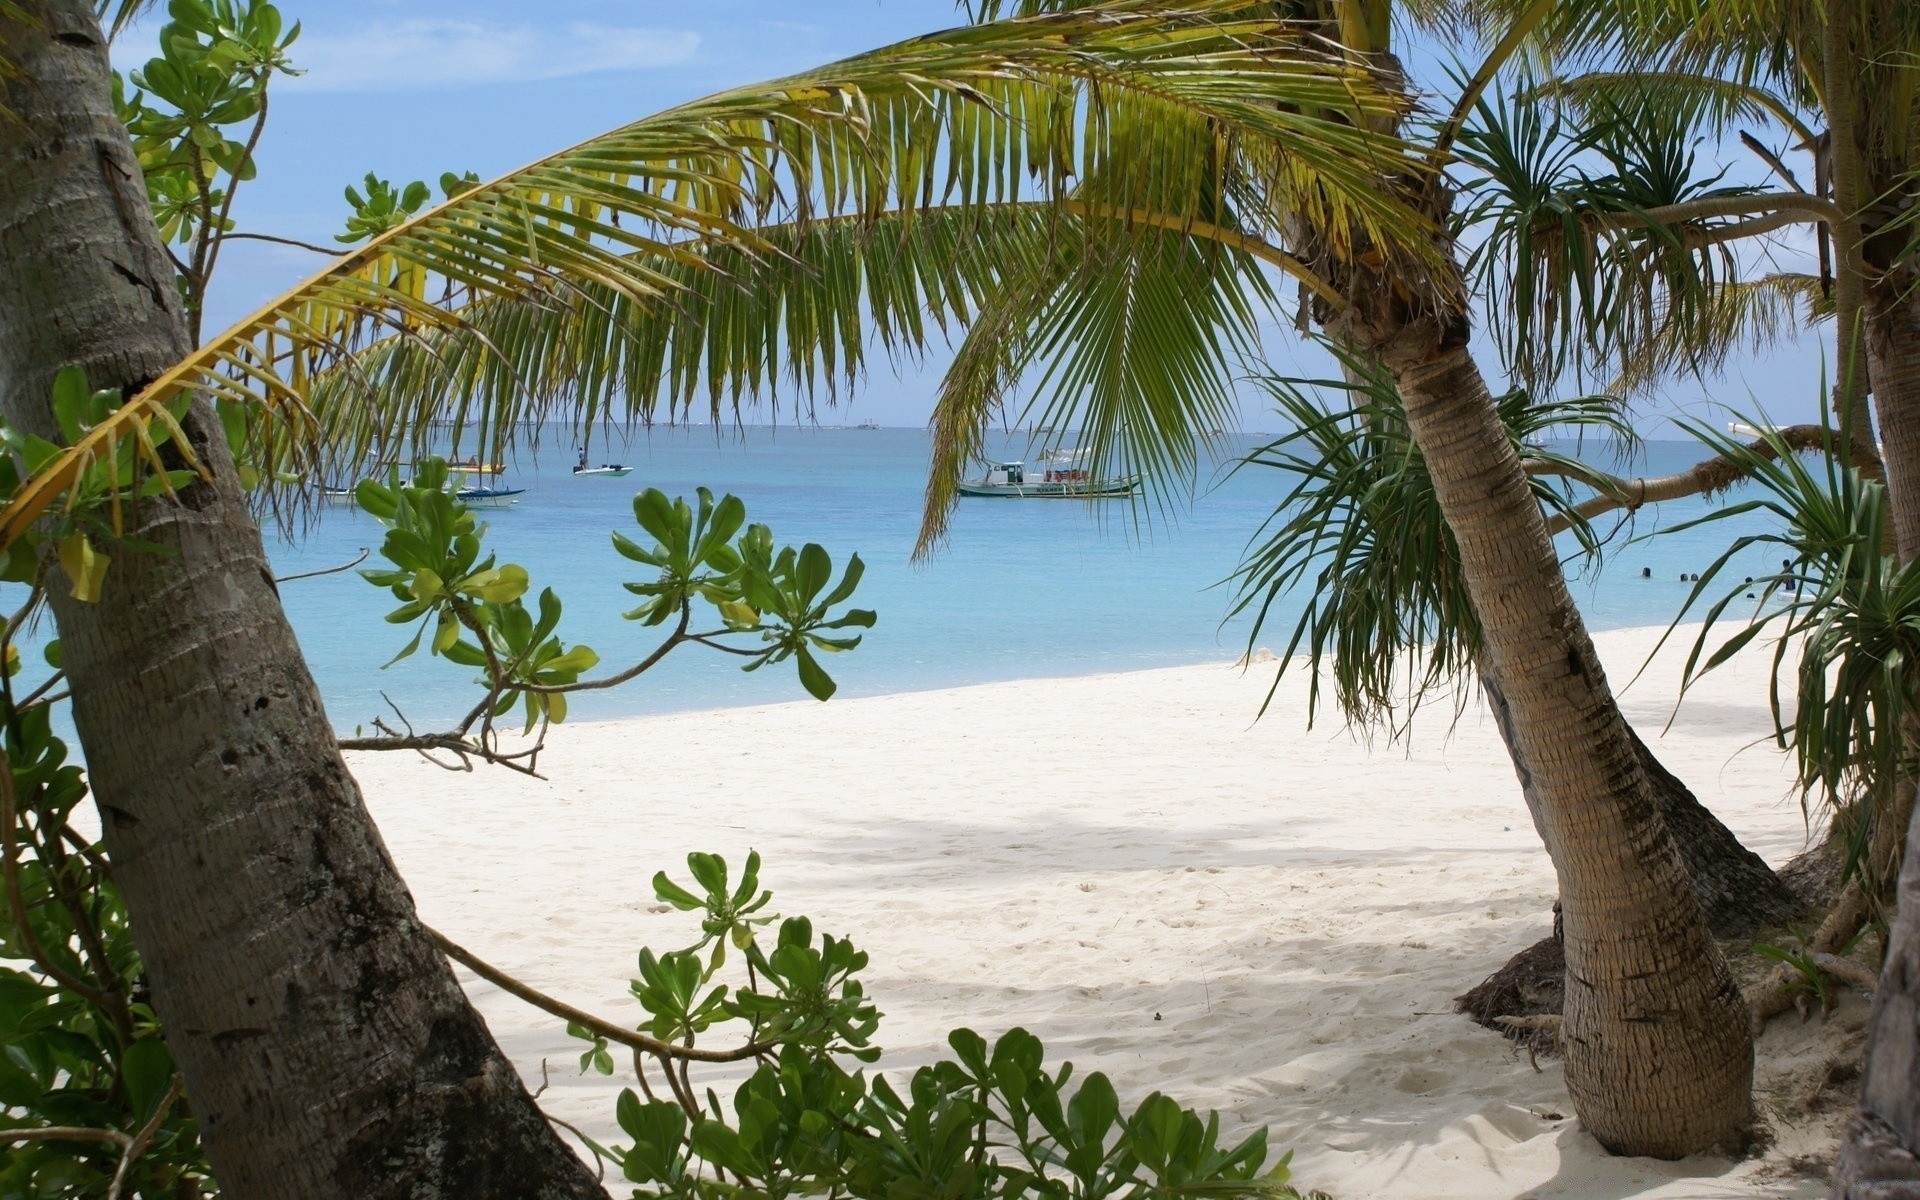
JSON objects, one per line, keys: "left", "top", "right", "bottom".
{"left": 350, "top": 624, "right": 1866, "bottom": 1198}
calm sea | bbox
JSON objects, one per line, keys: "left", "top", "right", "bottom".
{"left": 262, "top": 428, "right": 1791, "bottom": 733}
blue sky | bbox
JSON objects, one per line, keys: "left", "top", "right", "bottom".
{"left": 118, "top": 1, "right": 1831, "bottom": 435}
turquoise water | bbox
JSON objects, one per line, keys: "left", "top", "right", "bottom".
{"left": 264, "top": 428, "right": 1791, "bottom": 732}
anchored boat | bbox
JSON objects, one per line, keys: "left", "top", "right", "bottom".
{"left": 957, "top": 450, "right": 1141, "bottom": 499}
{"left": 573, "top": 447, "right": 633, "bottom": 478}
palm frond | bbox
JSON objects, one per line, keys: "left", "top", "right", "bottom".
{"left": 1651, "top": 415, "right": 1919, "bottom": 839}
{"left": 3, "top": 0, "right": 1441, "bottom": 549}
{"left": 1609, "top": 271, "right": 1826, "bottom": 394}
{"left": 918, "top": 205, "right": 1275, "bottom": 553}
{"left": 1228, "top": 341, "right": 1625, "bottom": 738}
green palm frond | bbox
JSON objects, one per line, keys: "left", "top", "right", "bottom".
{"left": 918, "top": 206, "right": 1275, "bottom": 553}
{"left": 1652, "top": 417, "right": 1920, "bottom": 833}
{"left": 1228, "top": 342, "right": 1626, "bottom": 738}
{"left": 1542, "top": 69, "right": 1815, "bottom": 147}
{"left": 293, "top": 204, "right": 1055, "bottom": 471}
{"left": 2, "top": 0, "right": 1441, "bottom": 548}
{"left": 1455, "top": 77, "right": 1786, "bottom": 392}
{"left": 1609, "top": 272, "right": 1826, "bottom": 394}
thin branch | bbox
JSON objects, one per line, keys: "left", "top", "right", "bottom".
{"left": 0, "top": 1126, "right": 130, "bottom": 1148}
{"left": 106, "top": 1075, "right": 184, "bottom": 1200}
{"left": 220, "top": 231, "right": 345, "bottom": 257}
{"left": 201, "top": 85, "right": 271, "bottom": 290}
{"left": 274, "top": 547, "right": 370, "bottom": 584}
{"left": 1739, "top": 130, "right": 1805, "bottom": 193}
{"left": 426, "top": 925, "right": 773, "bottom": 1063}
{"left": 1537, "top": 425, "right": 1870, "bottom": 536}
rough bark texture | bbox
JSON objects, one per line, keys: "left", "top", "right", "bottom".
{"left": 0, "top": 7, "right": 607, "bottom": 1197}
{"left": 1832, "top": 788, "right": 1920, "bottom": 1198}
{"left": 1868, "top": 285, "right": 1920, "bottom": 563}
{"left": 1633, "top": 726, "right": 1805, "bottom": 939}
{"left": 1354, "top": 309, "right": 1753, "bottom": 1156}
{"left": 1459, "top": 712, "right": 1806, "bottom": 1034}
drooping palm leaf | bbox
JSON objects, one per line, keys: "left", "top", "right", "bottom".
{"left": 1229, "top": 340, "right": 1628, "bottom": 737}
{"left": 1650, "top": 416, "right": 1920, "bottom": 845}
{"left": 4, "top": 0, "right": 1435, "bottom": 550}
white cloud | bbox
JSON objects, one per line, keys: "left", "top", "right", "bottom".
{"left": 284, "top": 20, "right": 700, "bottom": 92}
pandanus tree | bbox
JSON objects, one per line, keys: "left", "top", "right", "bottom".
{"left": 0, "top": 0, "right": 1454, "bottom": 1191}
{"left": 300, "top": 0, "right": 1772, "bottom": 1157}
{"left": 1442, "top": 7, "right": 1920, "bottom": 1184}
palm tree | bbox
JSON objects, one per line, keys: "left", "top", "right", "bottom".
{"left": 194, "top": 0, "right": 1766, "bottom": 1159}
{"left": 219, "top": 0, "right": 1765, "bottom": 1157}
{"left": 1444, "top": 8, "right": 1920, "bottom": 1181}
{"left": 0, "top": 0, "right": 1427, "bottom": 1190}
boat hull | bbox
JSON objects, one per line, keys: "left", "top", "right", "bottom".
{"left": 956, "top": 476, "right": 1141, "bottom": 499}
{"left": 573, "top": 466, "right": 633, "bottom": 477}
{"left": 457, "top": 487, "right": 526, "bottom": 509}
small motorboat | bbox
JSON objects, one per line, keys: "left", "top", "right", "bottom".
{"left": 573, "top": 447, "right": 633, "bottom": 477}
{"left": 956, "top": 449, "right": 1140, "bottom": 499}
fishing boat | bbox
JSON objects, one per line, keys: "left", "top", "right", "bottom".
{"left": 956, "top": 450, "right": 1141, "bottom": 499}
{"left": 455, "top": 485, "right": 526, "bottom": 509}
{"left": 447, "top": 456, "right": 508, "bottom": 475}
{"left": 855, "top": 419, "right": 881, "bottom": 430}
{"left": 573, "top": 448, "right": 633, "bottom": 478}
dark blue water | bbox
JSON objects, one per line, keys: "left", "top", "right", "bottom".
{"left": 264, "top": 428, "right": 1787, "bottom": 733}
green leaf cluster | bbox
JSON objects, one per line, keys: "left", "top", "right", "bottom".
{"left": 337, "top": 171, "right": 477, "bottom": 245}
{"left": 0, "top": 700, "right": 212, "bottom": 1197}
{"left": 357, "top": 459, "right": 596, "bottom": 731}
{"left": 1656, "top": 417, "right": 1920, "bottom": 882}
{"left": 116, "top": 0, "right": 299, "bottom": 247}
{"left": 1231, "top": 343, "right": 1627, "bottom": 737}
{"left": 579, "top": 852, "right": 1312, "bottom": 1200}
{"left": 615, "top": 488, "right": 874, "bottom": 700}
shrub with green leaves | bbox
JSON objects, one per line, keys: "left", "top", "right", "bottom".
{"left": 565, "top": 852, "right": 1318, "bottom": 1200}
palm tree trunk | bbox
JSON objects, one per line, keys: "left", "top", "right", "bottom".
{"left": 1868, "top": 286, "right": 1920, "bottom": 563}
{"left": 1831, "top": 783, "right": 1920, "bottom": 1197}
{"left": 1362, "top": 319, "right": 1753, "bottom": 1157}
{"left": 0, "top": 6, "right": 606, "bottom": 1196}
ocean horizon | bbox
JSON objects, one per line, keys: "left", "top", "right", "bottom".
{"left": 263, "top": 426, "right": 1794, "bottom": 734}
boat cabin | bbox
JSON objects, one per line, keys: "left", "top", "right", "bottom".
{"left": 982, "top": 461, "right": 1027, "bottom": 486}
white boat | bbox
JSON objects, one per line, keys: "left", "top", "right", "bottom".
{"left": 573, "top": 449, "right": 633, "bottom": 477}
{"left": 957, "top": 451, "right": 1141, "bottom": 499}
{"left": 855, "top": 419, "right": 881, "bottom": 430}
{"left": 321, "top": 486, "right": 357, "bottom": 504}
{"left": 456, "top": 485, "right": 526, "bottom": 509}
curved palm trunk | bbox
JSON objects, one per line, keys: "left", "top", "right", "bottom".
{"left": 1361, "top": 320, "right": 1753, "bottom": 1157}
{"left": 1832, "top": 783, "right": 1920, "bottom": 1197}
{"left": 1867, "top": 287, "right": 1920, "bottom": 563}
{"left": 0, "top": 7, "right": 605, "bottom": 1196}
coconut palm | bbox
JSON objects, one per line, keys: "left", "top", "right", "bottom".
{"left": 264, "top": 0, "right": 1767, "bottom": 1156}
{"left": 0, "top": 1, "right": 1426, "bottom": 1192}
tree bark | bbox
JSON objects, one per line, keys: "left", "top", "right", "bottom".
{"left": 0, "top": 6, "right": 606, "bottom": 1197}
{"left": 1358, "top": 317, "right": 1753, "bottom": 1157}
{"left": 1832, "top": 783, "right": 1920, "bottom": 1198}
{"left": 1867, "top": 283, "right": 1920, "bottom": 563}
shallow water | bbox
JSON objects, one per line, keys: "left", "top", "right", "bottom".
{"left": 259, "top": 427, "right": 1794, "bottom": 733}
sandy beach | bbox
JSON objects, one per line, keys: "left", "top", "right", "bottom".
{"left": 349, "top": 624, "right": 1864, "bottom": 1199}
